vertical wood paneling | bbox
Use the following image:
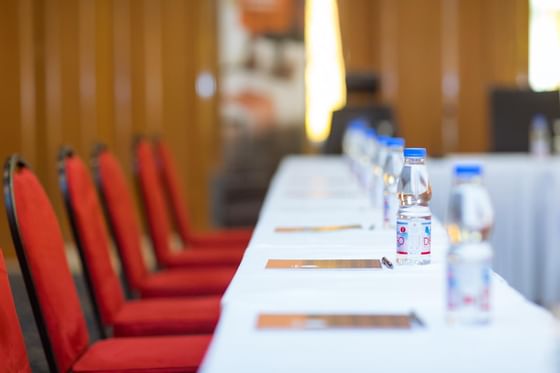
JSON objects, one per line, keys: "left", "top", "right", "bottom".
{"left": 143, "top": 0, "right": 163, "bottom": 134}
{"left": 113, "top": 0, "right": 133, "bottom": 169}
{"left": 379, "top": 0, "right": 443, "bottom": 154}
{"left": 0, "top": 0, "right": 22, "bottom": 255}
{"left": 80, "top": 0, "right": 98, "bottom": 152}
{"left": 338, "top": 0, "right": 380, "bottom": 73}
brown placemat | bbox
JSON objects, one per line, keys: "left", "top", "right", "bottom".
{"left": 265, "top": 259, "right": 382, "bottom": 269}
{"left": 257, "top": 313, "right": 412, "bottom": 330}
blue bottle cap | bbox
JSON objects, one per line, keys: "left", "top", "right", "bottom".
{"left": 454, "top": 164, "right": 482, "bottom": 177}
{"left": 377, "top": 135, "right": 391, "bottom": 145}
{"left": 532, "top": 114, "right": 548, "bottom": 129}
{"left": 349, "top": 117, "right": 369, "bottom": 129}
{"left": 403, "top": 147, "right": 427, "bottom": 158}
{"left": 385, "top": 137, "right": 405, "bottom": 148}
{"left": 365, "top": 128, "right": 377, "bottom": 138}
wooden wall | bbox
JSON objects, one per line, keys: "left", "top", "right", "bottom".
{"left": 0, "top": 0, "right": 220, "bottom": 256}
{"left": 338, "top": 0, "right": 529, "bottom": 155}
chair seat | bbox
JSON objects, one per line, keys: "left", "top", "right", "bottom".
{"left": 113, "top": 297, "right": 220, "bottom": 337}
{"left": 162, "top": 247, "right": 244, "bottom": 268}
{"left": 73, "top": 335, "right": 211, "bottom": 373}
{"left": 187, "top": 228, "right": 252, "bottom": 249}
{"left": 138, "top": 267, "right": 236, "bottom": 298}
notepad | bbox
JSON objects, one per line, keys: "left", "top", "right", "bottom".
{"left": 265, "top": 259, "right": 382, "bottom": 269}
{"left": 257, "top": 313, "right": 413, "bottom": 330}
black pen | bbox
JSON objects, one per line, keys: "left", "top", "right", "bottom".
{"left": 382, "top": 256, "right": 393, "bottom": 269}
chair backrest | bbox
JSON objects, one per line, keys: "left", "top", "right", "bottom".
{"left": 134, "top": 138, "right": 179, "bottom": 265}
{"left": 92, "top": 145, "right": 149, "bottom": 293}
{"left": 154, "top": 138, "right": 193, "bottom": 246}
{"left": 59, "top": 148, "right": 125, "bottom": 334}
{"left": 0, "top": 250, "right": 32, "bottom": 373}
{"left": 490, "top": 88, "right": 560, "bottom": 152}
{"left": 4, "top": 155, "right": 89, "bottom": 373}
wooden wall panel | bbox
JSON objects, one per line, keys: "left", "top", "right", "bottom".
{"left": 379, "top": 0, "right": 444, "bottom": 154}
{"left": 441, "top": 0, "right": 530, "bottom": 152}
{"left": 338, "top": 0, "right": 380, "bottom": 73}
{"left": 0, "top": 0, "right": 22, "bottom": 255}
{"left": 0, "top": 0, "right": 222, "bottom": 256}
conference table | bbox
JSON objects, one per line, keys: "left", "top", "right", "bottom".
{"left": 200, "top": 155, "right": 558, "bottom": 373}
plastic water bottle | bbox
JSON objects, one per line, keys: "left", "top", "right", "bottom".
{"left": 552, "top": 118, "right": 560, "bottom": 154}
{"left": 370, "top": 135, "right": 390, "bottom": 208}
{"left": 362, "top": 127, "right": 377, "bottom": 188}
{"left": 529, "top": 114, "right": 550, "bottom": 157}
{"left": 396, "top": 148, "right": 432, "bottom": 265}
{"left": 382, "top": 137, "right": 405, "bottom": 228}
{"left": 446, "top": 164, "right": 494, "bottom": 325}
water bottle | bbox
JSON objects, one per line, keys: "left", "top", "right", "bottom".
{"left": 446, "top": 164, "right": 494, "bottom": 325}
{"left": 529, "top": 114, "right": 551, "bottom": 157}
{"left": 552, "top": 118, "right": 560, "bottom": 154}
{"left": 362, "top": 127, "right": 377, "bottom": 188}
{"left": 396, "top": 148, "right": 432, "bottom": 265}
{"left": 370, "top": 135, "right": 390, "bottom": 208}
{"left": 382, "top": 138, "right": 405, "bottom": 228}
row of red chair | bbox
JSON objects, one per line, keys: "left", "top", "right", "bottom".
{"left": 1, "top": 138, "right": 252, "bottom": 372}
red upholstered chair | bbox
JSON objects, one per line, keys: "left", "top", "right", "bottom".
{"left": 0, "top": 251, "right": 32, "bottom": 373}
{"left": 92, "top": 145, "right": 236, "bottom": 298}
{"left": 58, "top": 148, "right": 222, "bottom": 337}
{"left": 3, "top": 155, "right": 213, "bottom": 373}
{"left": 134, "top": 138, "right": 245, "bottom": 268}
{"left": 153, "top": 137, "right": 253, "bottom": 249}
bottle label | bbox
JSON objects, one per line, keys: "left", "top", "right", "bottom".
{"left": 396, "top": 219, "right": 431, "bottom": 256}
{"left": 447, "top": 259, "right": 491, "bottom": 312}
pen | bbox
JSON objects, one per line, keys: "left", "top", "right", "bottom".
{"left": 382, "top": 256, "right": 393, "bottom": 269}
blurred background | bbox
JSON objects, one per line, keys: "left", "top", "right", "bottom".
{"left": 0, "top": 0, "right": 559, "bottom": 278}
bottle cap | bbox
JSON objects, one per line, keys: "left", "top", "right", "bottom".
{"left": 454, "top": 164, "right": 482, "bottom": 177}
{"left": 403, "top": 147, "right": 426, "bottom": 158}
{"left": 377, "top": 135, "right": 391, "bottom": 146}
{"left": 364, "top": 127, "right": 377, "bottom": 138}
{"left": 349, "top": 117, "right": 369, "bottom": 130}
{"left": 386, "top": 137, "right": 404, "bottom": 148}
{"left": 532, "top": 114, "right": 548, "bottom": 129}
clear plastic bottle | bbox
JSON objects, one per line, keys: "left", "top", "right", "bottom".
{"left": 446, "top": 164, "right": 494, "bottom": 325}
{"left": 370, "top": 135, "right": 390, "bottom": 208}
{"left": 529, "top": 114, "right": 551, "bottom": 157}
{"left": 552, "top": 118, "right": 560, "bottom": 154}
{"left": 396, "top": 148, "right": 432, "bottom": 265}
{"left": 382, "top": 138, "right": 405, "bottom": 228}
{"left": 362, "top": 127, "right": 378, "bottom": 189}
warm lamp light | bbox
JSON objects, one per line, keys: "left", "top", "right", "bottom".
{"left": 529, "top": 0, "right": 560, "bottom": 91}
{"left": 304, "top": 0, "right": 346, "bottom": 143}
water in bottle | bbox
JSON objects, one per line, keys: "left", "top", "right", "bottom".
{"left": 382, "top": 137, "right": 405, "bottom": 228}
{"left": 370, "top": 135, "right": 390, "bottom": 208}
{"left": 529, "top": 114, "right": 551, "bottom": 157}
{"left": 396, "top": 148, "right": 432, "bottom": 265}
{"left": 446, "top": 164, "right": 494, "bottom": 325}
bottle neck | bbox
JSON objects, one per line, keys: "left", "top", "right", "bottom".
{"left": 453, "top": 175, "right": 483, "bottom": 185}
{"left": 404, "top": 157, "right": 425, "bottom": 165}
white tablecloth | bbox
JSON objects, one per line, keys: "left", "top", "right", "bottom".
{"left": 428, "top": 154, "right": 560, "bottom": 306}
{"left": 201, "top": 155, "right": 559, "bottom": 373}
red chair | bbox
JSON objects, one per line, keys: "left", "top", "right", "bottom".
{"left": 58, "top": 148, "right": 222, "bottom": 337}
{"left": 134, "top": 138, "right": 245, "bottom": 268}
{"left": 0, "top": 251, "right": 32, "bottom": 373}
{"left": 153, "top": 137, "right": 253, "bottom": 249}
{"left": 92, "top": 145, "right": 236, "bottom": 298}
{"left": 3, "top": 155, "right": 213, "bottom": 373}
